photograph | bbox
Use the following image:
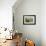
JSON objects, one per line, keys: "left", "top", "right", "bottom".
{"left": 23, "top": 15, "right": 36, "bottom": 25}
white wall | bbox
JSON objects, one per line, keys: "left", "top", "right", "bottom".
{"left": 0, "top": 0, "right": 16, "bottom": 29}
{"left": 13, "top": 0, "right": 46, "bottom": 46}
{"left": 13, "top": 0, "right": 41, "bottom": 46}
{"left": 41, "top": 0, "right": 46, "bottom": 46}
{"left": 0, "top": 0, "right": 16, "bottom": 39}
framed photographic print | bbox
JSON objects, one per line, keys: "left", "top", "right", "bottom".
{"left": 23, "top": 15, "right": 36, "bottom": 25}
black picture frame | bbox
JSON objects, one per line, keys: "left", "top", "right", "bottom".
{"left": 23, "top": 15, "right": 36, "bottom": 25}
